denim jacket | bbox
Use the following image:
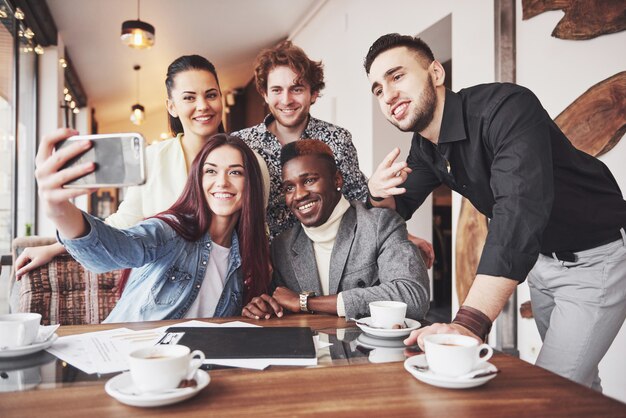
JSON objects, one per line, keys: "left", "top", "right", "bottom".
{"left": 59, "top": 213, "right": 244, "bottom": 323}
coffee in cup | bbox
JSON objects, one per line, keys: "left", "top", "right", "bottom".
{"left": 424, "top": 334, "right": 493, "bottom": 377}
{"left": 369, "top": 301, "right": 407, "bottom": 329}
{"left": 128, "top": 345, "right": 205, "bottom": 393}
{"left": 0, "top": 313, "right": 42, "bottom": 349}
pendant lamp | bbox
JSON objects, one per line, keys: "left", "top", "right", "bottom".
{"left": 130, "top": 65, "right": 145, "bottom": 125}
{"left": 121, "top": 0, "right": 155, "bottom": 49}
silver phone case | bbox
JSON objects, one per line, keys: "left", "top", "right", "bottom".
{"left": 58, "top": 133, "right": 147, "bottom": 188}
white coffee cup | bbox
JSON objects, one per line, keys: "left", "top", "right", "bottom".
{"left": 0, "top": 313, "right": 42, "bottom": 349}
{"left": 369, "top": 301, "right": 407, "bottom": 329}
{"left": 424, "top": 334, "right": 493, "bottom": 378}
{"left": 128, "top": 345, "right": 205, "bottom": 393}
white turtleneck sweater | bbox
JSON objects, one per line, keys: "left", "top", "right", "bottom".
{"left": 301, "top": 196, "right": 351, "bottom": 317}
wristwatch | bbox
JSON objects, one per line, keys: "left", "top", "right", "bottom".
{"left": 299, "top": 291, "right": 316, "bottom": 313}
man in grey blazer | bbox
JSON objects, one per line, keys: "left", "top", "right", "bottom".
{"left": 242, "top": 140, "right": 430, "bottom": 320}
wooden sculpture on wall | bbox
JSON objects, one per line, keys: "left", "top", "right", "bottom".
{"left": 522, "top": 0, "right": 626, "bottom": 40}
{"left": 455, "top": 71, "right": 625, "bottom": 306}
{"left": 455, "top": 199, "right": 488, "bottom": 304}
{"left": 555, "top": 71, "right": 626, "bottom": 157}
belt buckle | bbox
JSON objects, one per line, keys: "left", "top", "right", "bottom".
{"left": 555, "top": 251, "right": 577, "bottom": 262}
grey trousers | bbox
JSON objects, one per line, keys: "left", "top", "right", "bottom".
{"left": 527, "top": 229, "right": 626, "bottom": 392}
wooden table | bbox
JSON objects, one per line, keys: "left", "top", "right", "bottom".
{"left": 0, "top": 315, "right": 624, "bottom": 417}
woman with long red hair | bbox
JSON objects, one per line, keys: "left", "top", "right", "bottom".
{"left": 35, "top": 130, "right": 270, "bottom": 321}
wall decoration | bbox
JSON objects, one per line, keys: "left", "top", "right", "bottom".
{"left": 555, "top": 71, "right": 625, "bottom": 157}
{"left": 522, "top": 0, "right": 626, "bottom": 40}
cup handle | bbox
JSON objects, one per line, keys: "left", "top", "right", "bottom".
{"left": 476, "top": 343, "right": 493, "bottom": 364}
{"left": 186, "top": 350, "right": 206, "bottom": 380}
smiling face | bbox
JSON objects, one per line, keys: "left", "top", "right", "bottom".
{"left": 282, "top": 154, "right": 343, "bottom": 228}
{"left": 167, "top": 69, "right": 223, "bottom": 140}
{"left": 202, "top": 145, "right": 245, "bottom": 223}
{"left": 263, "top": 66, "right": 318, "bottom": 131}
{"left": 368, "top": 47, "right": 438, "bottom": 133}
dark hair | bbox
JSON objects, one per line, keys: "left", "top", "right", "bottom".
{"left": 364, "top": 33, "right": 435, "bottom": 74}
{"left": 254, "top": 40, "right": 325, "bottom": 96}
{"left": 155, "top": 134, "right": 270, "bottom": 304}
{"left": 280, "top": 139, "right": 337, "bottom": 173}
{"left": 165, "top": 55, "right": 225, "bottom": 136}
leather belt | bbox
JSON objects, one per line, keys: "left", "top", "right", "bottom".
{"left": 541, "top": 231, "right": 623, "bottom": 262}
{"left": 541, "top": 251, "right": 577, "bottom": 262}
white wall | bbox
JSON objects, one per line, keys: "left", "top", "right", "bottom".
{"left": 100, "top": 106, "right": 169, "bottom": 144}
{"left": 515, "top": 1, "right": 626, "bottom": 402}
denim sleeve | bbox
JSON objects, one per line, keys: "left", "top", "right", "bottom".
{"left": 58, "top": 212, "right": 177, "bottom": 273}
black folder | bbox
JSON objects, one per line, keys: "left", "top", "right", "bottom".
{"left": 163, "top": 326, "right": 317, "bottom": 366}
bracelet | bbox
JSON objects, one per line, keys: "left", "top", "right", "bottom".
{"left": 368, "top": 185, "right": 385, "bottom": 202}
{"left": 452, "top": 305, "right": 492, "bottom": 342}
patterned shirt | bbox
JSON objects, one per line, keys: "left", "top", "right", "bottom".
{"left": 232, "top": 114, "right": 368, "bottom": 239}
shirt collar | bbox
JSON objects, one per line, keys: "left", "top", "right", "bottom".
{"left": 262, "top": 113, "right": 315, "bottom": 139}
{"left": 437, "top": 89, "right": 467, "bottom": 144}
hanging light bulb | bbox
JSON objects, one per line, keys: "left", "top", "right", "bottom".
{"left": 121, "top": 0, "right": 155, "bottom": 49}
{"left": 130, "top": 65, "right": 145, "bottom": 125}
{"left": 130, "top": 104, "right": 145, "bottom": 125}
{"left": 34, "top": 44, "right": 44, "bottom": 55}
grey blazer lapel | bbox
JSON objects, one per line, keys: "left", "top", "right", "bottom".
{"left": 329, "top": 206, "right": 357, "bottom": 295}
{"left": 290, "top": 227, "right": 323, "bottom": 295}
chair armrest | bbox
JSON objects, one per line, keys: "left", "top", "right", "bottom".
{"left": 0, "top": 254, "right": 11, "bottom": 276}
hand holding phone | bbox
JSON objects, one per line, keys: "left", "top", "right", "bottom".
{"left": 55, "top": 133, "right": 147, "bottom": 188}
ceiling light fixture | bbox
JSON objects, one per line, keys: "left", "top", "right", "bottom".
{"left": 130, "top": 65, "right": 145, "bottom": 125}
{"left": 121, "top": 0, "right": 155, "bottom": 49}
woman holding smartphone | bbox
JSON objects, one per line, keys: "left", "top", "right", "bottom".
{"left": 15, "top": 55, "right": 269, "bottom": 278}
{"left": 36, "top": 131, "right": 270, "bottom": 321}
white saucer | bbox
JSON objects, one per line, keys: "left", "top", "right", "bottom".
{"left": 355, "top": 317, "right": 421, "bottom": 339}
{"left": 404, "top": 354, "right": 497, "bottom": 389}
{"left": 356, "top": 333, "right": 406, "bottom": 349}
{"left": 105, "top": 370, "right": 210, "bottom": 407}
{"left": 0, "top": 334, "right": 58, "bottom": 358}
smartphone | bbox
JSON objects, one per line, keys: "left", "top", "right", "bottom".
{"left": 55, "top": 133, "right": 146, "bottom": 188}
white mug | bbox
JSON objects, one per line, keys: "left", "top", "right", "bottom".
{"left": 424, "top": 334, "right": 493, "bottom": 377}
{"left": 369, "top": 301, "right": 407, "bottom": 329}
{"left": 0, "top": 313, "right": 42, "bottom": 349}
{"left": 128, "top": 345, "right": 205, "bottom": 393}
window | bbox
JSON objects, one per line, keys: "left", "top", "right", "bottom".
{"left": 0, "top": 1, "right": 16, "bottom": 254}
{"left": 0, "top": 0, "right": 38, "bottom": 254}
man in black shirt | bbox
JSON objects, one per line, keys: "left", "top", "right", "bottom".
{"left": 364, "top": 33, "right": 626, "bottom": 391}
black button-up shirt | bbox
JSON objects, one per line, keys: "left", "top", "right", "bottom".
{"left": 396, "top": 84, "right": 626, "bottom": 282}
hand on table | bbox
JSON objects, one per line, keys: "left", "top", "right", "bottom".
{"left": 368, "top": 148, "right": 412, "bottom": 200}
{"left": 404, "top": 322, "right": 481, "bottom": 351}
{"left": 242, "top": 294, "right": 283, "bottom": 319}
{"left": 272, "top": 286, "right": 301, "bottom": 313}
{"left": 408, "top": 233, "right": 434, "bottom": 269}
